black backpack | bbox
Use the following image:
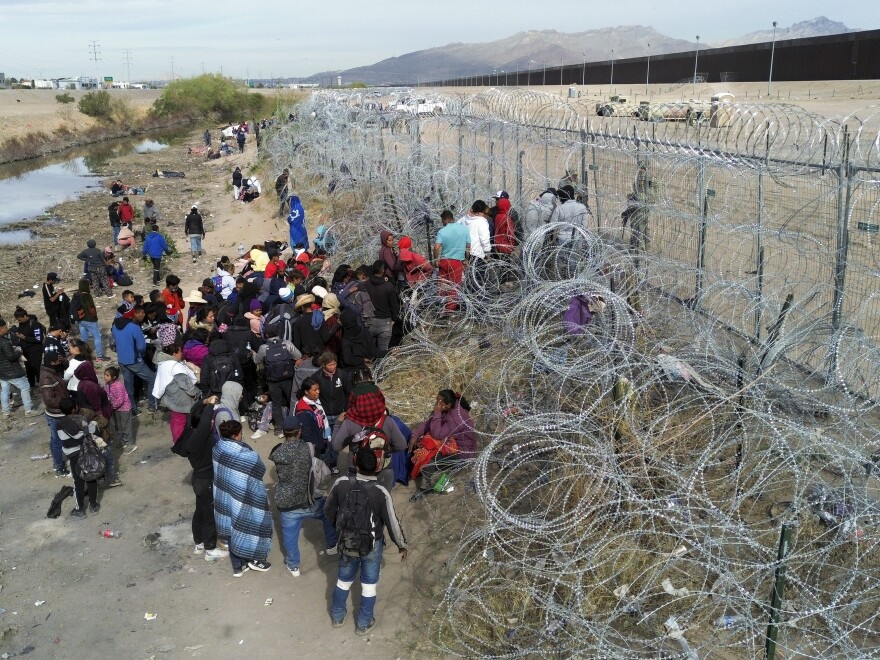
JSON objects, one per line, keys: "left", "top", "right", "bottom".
{"left": 336, "top": 476, "right": 376, "bottom": 557}
{"left": 264, "top": 341, "right": 295, "bottom": 382}
{"left": 351, "top": 412, "right": 391, "bottom": 472}
{"left": 210, "top": 354, "right": 243, "bottom": 393}
{"left": 68, "top": 291, "right": 83, "bottom": 325}
{"left": 78, "top": 434, "right": 106, "bottom": 482}
{"left": 264, "top": 303, "right": 296, "bottom": 342}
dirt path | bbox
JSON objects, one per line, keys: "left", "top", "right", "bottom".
{"left": 0, "top": 131, "right": 447, "bottom": 659}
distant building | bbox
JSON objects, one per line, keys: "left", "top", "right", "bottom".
{"left": 34, "top": 79, "right": 57, "bottom": 89}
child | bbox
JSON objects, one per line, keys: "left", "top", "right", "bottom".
{"left": 104, "top": 366, "right": 134, "bottom": 449}
{"left": 57, "top": 397, "right": 102, "bottom": 517}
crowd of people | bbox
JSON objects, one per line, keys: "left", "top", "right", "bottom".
{"left": 0, "top": 144, "right": 612, "bottom": 634}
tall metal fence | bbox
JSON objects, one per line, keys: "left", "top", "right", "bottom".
{"left": 290, "top": 91, "right": 880, "bottom": 401}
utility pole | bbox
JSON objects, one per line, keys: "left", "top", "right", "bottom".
{"left": 123, "top": 49, "right": 133, "bottom": 85}
{"left": 582, "top": 51, "right": 586, "bottom": 86}
{"left": 693, "top": 36, "right": 700, "bottom": 95}
{"left": 542, "top": 61, "right": 546, "bottom": 86}
{"left": 610, "top": 49, "right": 614, "bottom": 88}
{"left": 768, "top": 21, "right": 778, "bottom": 95}
{"left": 646, "top": 42, "right": 651, "bottom": 95}
{"left": 88, "top": 40, "right": 101, "bottom": 88}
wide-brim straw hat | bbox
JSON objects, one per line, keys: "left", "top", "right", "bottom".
{"left": 183, "top": 290, "right": 208, "bottom": 304}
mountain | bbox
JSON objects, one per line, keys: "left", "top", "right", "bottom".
{"left": 711, "top": 17, "right": 859, "bottom": 48}
{"left": 308, "top": 26, "right": 697, "bottom": 85}
{"left": 308, "top": 17, "right": 858, "bottom": 86}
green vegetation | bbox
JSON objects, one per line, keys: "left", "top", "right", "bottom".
{"left": 150, "top": 74, "right": 270, "bottom": 122}
{"left": 55, "top": 92, "right": 75, "bottom": 104}
{"left": 78, "top": 91, "right": 113, "bottom": 119}
{"left": 349, "top": 81, "right": 368, "bottom": 89}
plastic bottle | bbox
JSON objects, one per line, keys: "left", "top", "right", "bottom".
{"left": 714, "top": 615, "right": 747, "bottom": 629}
{"left": 99, "top": 529, "right": 121, "bottom": 539}
{"left": 238, "top": 243, "right": 245, "bottom": 257}
{"left": 30, "top": 454, "right": 50, "bottom": 461}
{"left": 433, "top": 472, "right": 450, "bottom": 493}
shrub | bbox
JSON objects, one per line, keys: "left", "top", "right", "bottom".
{"left": 78, "top": 91, "right": 113, "bottom": 119}
{"left": 55, "top": 92, "right": 75, "bottom": 104}
{"left": 110, "top": 97, "right": 137, "bottom": 126}
{"left": 349, "top": 81, "right": 368, "bottom": 89}
{"left": 150, "top": 74, "right": 271, "bottom": 122}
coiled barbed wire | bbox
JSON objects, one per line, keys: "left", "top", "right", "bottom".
{"left": 267, "top": 90, "right": 880, "bottom": 658}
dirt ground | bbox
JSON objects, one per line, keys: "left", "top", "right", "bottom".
{"left": 0, "top": 124, "right": 457, "bottom": 659}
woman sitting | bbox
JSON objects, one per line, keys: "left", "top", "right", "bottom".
{"left": 409, "top": 389, "right": 476, "bottom": 494}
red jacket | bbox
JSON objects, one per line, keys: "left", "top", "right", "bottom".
{"left": 493, "top": 198, "right": 515, "bottom": 254}
{"left": 397, "top": 237, "right": 434, "bottom": 284}
{"left": 118, "top": 201, "right": 135, "bottom": 224}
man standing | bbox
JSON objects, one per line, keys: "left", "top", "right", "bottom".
{"left": 275, "top": 168, "right": 290, "bottom": 217}
{"left": 75, "top": 279, "right": 108, "bottom": 361}
{"left": 42, "top": 272, "right": 68, "bottom": 331}
{"left": 204, "top": 128, "right": 211, "bottom": 147}
{"left": 184, "top": 205, "right": 206, "bottom": 263}
{"left": 118, "top": 196, "right": 135, "bottom": 228}
{"left": 108, "top": 201, "right": 121, "bottom": 245}
{"left": 550, "top": 184, "right": 592, "bottom": 245}
{"left": 40, "top": 345, "right": 70, "bottom": 476}
{"left": 142, "top": 224, "right": 172, "bottom": 286}
{"left": 457, "top": 201, "right": 491, "bottom": 290}
{"left": 143, "top": 198, "right": 160, "bottom": 228}
{"left": 236, "top": 129, "right": 246, "bottom": 154}
{"left": 111, "top": 305, "right": 157, "bottom": 416}
{"left": 325, "top": 446, "right": 407, "bottom": 634}
{"left": 433, "top": 210, "right": 471, "bottom": 312}
{"left": 0, "top": 318, "right": 38, "bottom": 418}
{"left": 362, "top": 262, "right": 399, "bottom": 354}
{"left": 269, "top": 416, "right": 337, "bottom": 578}
{"left": 77, "top": 239, "right": 112, "bottom": 297}
{"left": 254, "top": 328, "right": 301, "bottom": 439}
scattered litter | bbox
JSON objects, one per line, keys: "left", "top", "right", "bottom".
{"left": 139, "top": 460, "right": 148, "bottom": 464}
{"left": 264, "top": 598, "right": 273, "bottom": 606}
{"left": 0, "top": 608, "right": 6, "bottom": 616}
{"left": 184, "top": 646, "right": 205, "bottom": 652}
{"left": 30, "top": 454, "right": 50, "bottom": 461}
{"left": 125, "top": 445, "right": 138, "bottom": 455}
{"left": 239, "top": 640, "right": 244, "bottom": 645}
{"left": 144, "top": 612, "right": 157, "bottom": 621}
{"left": 171, "top": 583, "right": 189, "bottom": 590}
{"left": 146, "top": 644, "right": 175, "bottom": 653}
{"left": 34, "top": 601, "right": 46, "bottom": 607}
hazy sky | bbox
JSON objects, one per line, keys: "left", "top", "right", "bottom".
{"left": 0, "top": 0, "right": 875, "bottom": 80}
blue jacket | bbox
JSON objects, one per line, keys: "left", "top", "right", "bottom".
{"left": 111, "top": 317, "right": 147, "bottom": 366}
{"left": 142, "top": 231, "right": 171, "bottom": 259}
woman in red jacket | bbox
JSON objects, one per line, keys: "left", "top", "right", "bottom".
{"left": 397, "top": 236, "right": 434, "bottom": 286}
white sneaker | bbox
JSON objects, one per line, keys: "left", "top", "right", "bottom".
{"left": 288, "top": 566, "right": 300, "bottom": 577}
{"left": 325, "top": 546, "right": 338, "bottom": 556}
{"left": 250, "top": 429, "right": 267, "bottom": 440}
{"left": 193, "top": 543, "right": 204, "bottom": 555}
{"left": 205, "top": 548, "right": 229, "bottom": 561}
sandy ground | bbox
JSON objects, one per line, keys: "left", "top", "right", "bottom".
{"left": 0, "top": 126, "right": 455, "bottom": 659}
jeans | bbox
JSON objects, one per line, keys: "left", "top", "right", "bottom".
{"left": 79, "top": 320, "right": 105, "bottom": 358}
{"left": 331, "top": 538, "right": 383, "bottom": 629}
{"left": 323, "top": 415, "right": 339, "bottom": 469}
{"left": 188, "top": 235, "right": 202, "bottom": 254}
{"left": 267, "top": 380, "right": 292, "bottom": 434}
{"left": 120, "top": 360, "right": 157, "bottom": 413}
{"left": 368, "top": 317, "right": 394, "bottom": 353}
{"left": 279, "top": 497, "right": 337, "bottom": 570}
{"left": 112, "top": 225, "right": 121, "bottom": 245}
{"left": 0, "top": 376, "right": 33, "bottom": 413}
{"left": 45, "top": 414, "right": 65, "bottom": 471}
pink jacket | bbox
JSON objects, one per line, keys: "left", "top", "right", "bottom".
{"left": 412, "top": 403, "right": 476, "bottom": 458}
{"left": 105, "top": 379, "right": 132, "bottom": 412}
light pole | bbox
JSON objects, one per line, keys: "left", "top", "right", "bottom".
{"left": 502, "top": 69, "right": 506, "bottom": 86}
{"left": 645, "top": 43, "right": 651, "bottom": 95}
{"left": 610, "top": 49, "right": 614, "bottom": 88}
{"left": 543, "top": 61, "right": 546, "bottom": 86}
{"left": 582, "top": 51, "right": 586, "bottom": 86}
{"left": 693, "top": 35, "right": 700, "bottom": 95}
{"left": 768, "top": 21, "right": 777, "bottom": 96}
{"left": 560, "top": 57, "right": 563, "bottom": 85}
{"left": 493, "top": 69, "right": 497, "bottom": 86}
{"left": 528, "top": 59, "right": 536, "bottom": 87}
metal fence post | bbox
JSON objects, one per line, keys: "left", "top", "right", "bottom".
{"left": 831, "top": 126, "right": 852, "bottom": 379}
{"left": 516, "top": 150, "right": 524, "bottom": 205}
{"left": 764, "top": 524, "right": 793, "bottom": 660}
{"left": 544, "top": 127, "right": 550, "bottom": 187}
{"left": 489, "top": 139, "right": 495, "bottom": 192}
{"left": 457, "top": 122, "right": 463, "bottom": 181}
{"left": 591, "top": 140, "right": 601, "bottom": 229}
{"left": 755, "top": 171, "right": 765, "bottom": 340}
{"left": 501, "top": 126, "right": 507, "bottom": 191}
{"left": 695, "top": 158, "right": 709, "bottom": 301}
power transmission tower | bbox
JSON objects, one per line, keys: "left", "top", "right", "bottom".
{"left": 88, "top": 40, "right": 101, "bottom": 88}
{"left": 123, "top": 49, "right": 133, "bottom": 85}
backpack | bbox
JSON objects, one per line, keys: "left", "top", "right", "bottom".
{"left": 335, "top": 476, "right": 376, "bottom": 557}
{"left": 264, "top": 341, "right": 295, "bottom": 382}
{"left": 351, "top": 412, "right": 391, "bottom": 472}
{"left": 211, "top": 274, "right": 225, "bottom": 294}
{"left": 116, "top": 273, "right": 133, "bottom": 286}
{"left": 78, "top": 434, "right": 106, "bottom": 482}
{"left": 210, "top": 354, "right": 243, "bottom": 393}
{"left": 309, "top": 457, "right": 332, "bottom": 504}
{"left": 264, "top": 303, "right": 296, "bottom": 343}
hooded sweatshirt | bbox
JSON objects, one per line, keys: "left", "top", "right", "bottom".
{"left": 212, "top": 381, "right": 243, "bottom": 441}
{"left": 397, "top": 236, "right": 434, "bottom": 284}
{"left": 339, "top": 308, "right": 379, "bottom": 369}
{"left": 77, "top": 241, "right": 105, "bottom": 269}
{"left": 199, "top": 338, "right": 232, "bottom": 394}
{"left": 378, "top": 230, "right": 400, "bottom": 278}
{"left": 363, "top": 273, "right": 399, "bottom": 320}
{"left": 111, "top": 317, "right": 147, "bottom": 366}
{"left": 40, "top": 365, "right": 68, "bottom": 416}
{"left": 153, "top": 359, "right": 199, "bottom": 412}
{"left": 493, "top": 198, "right": 516, "bottom": 254}
{"left": 74, "top": 361, "right": 111, "bottom": 419}
{"left": 78, "top": 280, "right": 98, "bottom": 323}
